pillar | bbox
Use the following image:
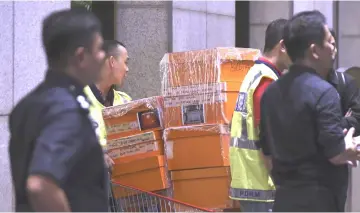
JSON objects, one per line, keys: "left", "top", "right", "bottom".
{"left": 115, "top": 0, "right": 235, "bottom": 99}
{"left": 0, "top": 1, "right": 70, "bottom": 211}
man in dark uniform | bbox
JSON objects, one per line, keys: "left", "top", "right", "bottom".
{"left": 328, "top": 29, "right": 360, "bottom": 135}
{"left": 8, "top": 9, "right": 107, "bottom": 211}
{"left": 259, "top": 10, "right": 360, "bottom": 212}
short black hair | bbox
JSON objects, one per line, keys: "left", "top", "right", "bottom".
{"left": 42, "top": 8, "right": 102, "bottom": 65}
{"left": 283, "top": 10, "right": 326, "bottom": 62}
{"left": 263, "top": 18, "right": 288, "bottom": 53}
{"left": 103, "top": 40, "right": 126, "bottom": 57}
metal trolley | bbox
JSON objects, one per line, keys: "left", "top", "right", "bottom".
{"left": 109, "top": 181, "right": 215, "bottom": 212}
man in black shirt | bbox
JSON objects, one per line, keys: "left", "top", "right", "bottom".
{"left": 9, "top": 9, "right": 108, "bottom": 211}
{"left": 328, "top": 29, "right": 360, "bottom": 135}
{"left": 259, "top": 10, "right": 360, "bottom": 212}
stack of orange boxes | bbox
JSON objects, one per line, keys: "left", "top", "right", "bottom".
{"left": 160, "top": 47, "right": 261, "bottom": 211}
{"left": 102, "top": 96, "right": 170, "bottom": 200}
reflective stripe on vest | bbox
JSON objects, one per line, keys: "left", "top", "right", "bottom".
{"left": 230, "top": 137, "right": 259, "bottom": 150}
{"left": 84, "top": 86, "right": 132, "bottom": 148}
{"left": 229, "top": 61, "right": 279, "bottom": 201}
{"left": 229, "top": 188, "right": 275, "bottom": 201}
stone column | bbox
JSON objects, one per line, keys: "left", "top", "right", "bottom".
{"left": 249, "top": 1, "right": 292, "bottom": 51}
{"left": 293, "top": 0, "right": 334, "bottom": 28}
{"left": 115, "top": 0, "right": 235, "bottom": 99}
{"left": 338, "top": 2, "right": 360, "bottom": 211}
{"left": 0, "top": 1, "right": 70, "bottom": 211}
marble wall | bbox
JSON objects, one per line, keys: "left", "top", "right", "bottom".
{"left": 0, "top": 1, "right": 70, "bottom": 211}
{"left": 116, "top": 0, "right": 235, "bottom": 99}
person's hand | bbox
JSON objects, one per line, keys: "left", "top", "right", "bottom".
{"left": 104, "top": 154, "right": 115, "bottom": 170}
{"left": 344, "top": 128, "right": 360, "bottom": 166}
{"left": 345, "top": 109, "right": 352, "bottom": 117}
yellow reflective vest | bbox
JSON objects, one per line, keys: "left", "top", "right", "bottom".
{"left": 84, "top": 86, "right": 132, "bottom": 148}
{"left": 229, "top": 60, "right": 280, "bottom": 202}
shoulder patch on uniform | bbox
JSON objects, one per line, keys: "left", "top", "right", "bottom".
{"left": 235, "top": 92, "right": 247, "bottom": 112}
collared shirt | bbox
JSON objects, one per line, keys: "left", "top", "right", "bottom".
{"left": 259, "top": 64, "right": 348, "bottom": 197}
{"left": 9, "top": 71, "right": 108, "bottom": 211}
{"left": 89, "top": 84, "right": 115, "bottom": 107}
{"left": 253, "top": 57, "right": 283, "bottom": 127}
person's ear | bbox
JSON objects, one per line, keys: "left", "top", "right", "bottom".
{"left": 109, "top": 56, "right": 115, "bottom": 68}
{"left": 74, "top": 47, "right": 86, "bottom": 68}
{"left": 309, "top": 43, "right": 319, "bottom": 60}
{"left": 279, "top": 39, "right": 287, "bottom": 54}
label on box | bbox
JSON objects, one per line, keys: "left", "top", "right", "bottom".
{"left": 137, "top": 109, "right": 162, "bottom": 131}
{"left": 181, "top": 104, "right": 205, "bottom": 125}
{"left": 165, "top": 141, "right": 174, "bottom": 159}
{"left": 109, "top": 141, "right": 158, "bottom": 159}
{"left": 163, "top": 82, "right": 227, "bottom": 97}
{"left": 107, "top": 131, "right": 156, "bottom": 150}
{"left": 164, "top": 92, "right": 227, "bottom": 107}
{"left": 106, "top": 121, "right": 140, "bottom": 135}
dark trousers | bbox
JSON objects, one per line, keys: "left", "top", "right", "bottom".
{"left": 273, "top": 184, "right": 345, "bottom": 212}
{"left": 240, "top": 201, "right": 274, "bottom": 212}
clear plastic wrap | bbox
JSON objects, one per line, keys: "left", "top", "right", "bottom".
{"left": 102, "top": 96, "right": 164, "bottom": 140}
{"left": 160, "top": 47, "right": 261, "bottom": 129}
{"left": 102, "top": 96, "right": 170, "bottom": 193}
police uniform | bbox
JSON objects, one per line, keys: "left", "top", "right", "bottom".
{"left": 9, "top": 71, "right": 108, "bottom": 211}
{"left": 229, "top": 59, "right": 278, "bottom": 211}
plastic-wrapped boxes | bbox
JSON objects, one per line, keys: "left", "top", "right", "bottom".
{"left": 160, "top": 47, "right": 261, "bottom": 128}
{"left": 160, "top": 47, "right": 260, "bottom": 210}
{"left": 102, "top": 96, "right": 170, "bottom": 193}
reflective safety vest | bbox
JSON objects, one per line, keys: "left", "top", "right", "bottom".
{"left": 84, "top": 86, "right": 132, "bottom": 148}
{"left": 229, "top": 60, "right": 280, "bottom": 202}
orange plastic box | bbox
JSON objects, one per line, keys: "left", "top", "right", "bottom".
{"left": 112, "top": 155, "right": 170, "bottom": 197}
{"left": 160, "top": 48, "right": 261, "bottom": 128}
{"left": 164, "top": 124, "right": 230, "bottom": 171}
{"left": 102, "top": 96, "right": 164, "bottom": 139}
{"left": 171, "top": 166, "right": 235, "bottom": 210}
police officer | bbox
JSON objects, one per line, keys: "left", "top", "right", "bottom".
{"left": 229, "top": 18, "right": 291, "bottom": 212}
{"left": 84, "top": 40, "right": 131, "bottom": 168}
{"left": 9, "top": 9, "right": 107, "bottom": 211}
{"left": 259, "top": 10, "right": 360, "bottom": 212}
{"left": 83, "top": 40, "right": 131, "bottom": 212}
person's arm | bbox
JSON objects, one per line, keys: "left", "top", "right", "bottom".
{"left": 316, "top": 87, "right": 360, "bottom": 165}
{"left": 253, "top": 78, "right": 273, "bottom": 127}
{"left": 255, "top": 78, "right": 274, "bottom": 172}
{"left": 27, "top": 107, "right": 88, "bottom": 211}
{"left": 340, "top": 74, "right": 360, "bottom": 135}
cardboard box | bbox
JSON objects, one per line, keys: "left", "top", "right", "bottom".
{"left": 164, "top": 124, "right": 230, "bottom": 171}
{"left": 160, "top": 48, "right": 260, "bottom": 128}
{"left": 160, "top": 47, "right": 261, "bottom": 89}
{"left": 103, "top": 96, "right": 164, "bottom": 139}
{"left": 163, "top": 82, "right": 240, "bottom": 128}
{"left": 112, "top": 155, "right": 170, "bottom": 197}
{"left": 171, "top": 166, "right": 236, "bottom": 210}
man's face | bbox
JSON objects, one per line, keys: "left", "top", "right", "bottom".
{"left": 110, "top": 45, "right": 129, "bottom": 87}
{"left": 330, "top": 34, "right": 337, "bottom": 61}
{"left": 80, "top": 32, "right": 106, "bottom": 84}
{"left": 312, "top": 25, "right": 335, "bottom": 75}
